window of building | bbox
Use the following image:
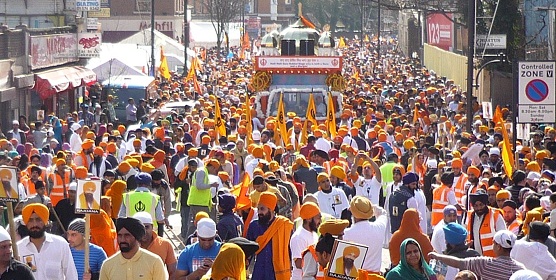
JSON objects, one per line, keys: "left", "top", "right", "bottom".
{"left": 135, "top": 0, "right": 151, "bottom": 13}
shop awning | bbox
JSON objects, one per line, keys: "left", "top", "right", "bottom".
{"left": 33, "top": 66, "right": 97, "bottom": 99}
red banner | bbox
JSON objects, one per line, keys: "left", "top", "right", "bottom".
{"left": 426, "top": 13, "right": 453, "bottom": 51}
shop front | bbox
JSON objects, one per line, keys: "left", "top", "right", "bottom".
{"left": 29, "top": 32, "right": 97, "bottom": 116}
{"left": 32, "top": 66, "right": 97, "bottom": 117}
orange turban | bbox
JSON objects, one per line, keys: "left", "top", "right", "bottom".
{"left": 82, "top": 139, "right": 94, "bottom": 150}
{"left": 526, "top": 161, "right": 541, "bottom": 173}
{"left": 94, "top": 147, "right": 104, "bottom": 157}
{"left": 258, "top": 192, "right": 277, "bottom": 210}
{"left": 154, "top": 150, "right": 165, "bottom": 162}
{"left": 451, "top": 159, "right": 463, "bottom": 168}
{"left": 106, "top": 142, "right": 117, "bottom": 153}
{"left": 496, "top": 190, "right": 511, "bottom": 200}
{"left": 118, "top": 161, "right": 132, "bottom": 173}
{"left": 141, "top": 163, "right": 155, "bottom": 173}
{"left": 330, "top": 166, "right": 346, "bottom": 180}
{"left": 252, "top": 146, "right": 264, "bottom": 158}
{"left": 75, "top": 166, "right": 88, "bottom": 179}
{"left": 133, "top": 139, "right": 141, "bottom": 147}
{"left": 218, "top": 171, "right": 230, "bottom": 182}
{"left": 343, "top": 246, "right": 361, "bottom": 258}
{"left": 22, "top": 203, "right": 49, "bottom": 224}
{"left": 56, "top": 158, "right": 66, "bottom": 167}
{"left": 467, "top": 166, "right": 480, "bottom": 177}
{"left": 299, "top": 202, "right": 320, "bottom": 219}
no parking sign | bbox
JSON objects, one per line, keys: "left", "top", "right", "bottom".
{"left": 518, "top": 61, "right": 556, "bottom": 123}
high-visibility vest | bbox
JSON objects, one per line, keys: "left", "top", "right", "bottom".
{"left": 49, "top": 171, "right": 72, "bottom": 206}
{"left": 21, "top": 177, "right": 37, "bottom": 196}
{"left": 301, "top": 244, "right": 324, "bottom": 280}
{"left": 187, "top": 168, "right": 211, "bottom": 207}
{"left": 431, "top": 184, "right": 451, "bottom": 227}
{"left": 507, "top": 219, "right": 521, "bottom": 235}
{"left": 453, "top": 173, "right": 468, "bottom": 203}
{"left": 124, "top": 190, "right": 160, "bottom": 229}
{"left": 467, "top": 207, "right": 502, "bottom": 257}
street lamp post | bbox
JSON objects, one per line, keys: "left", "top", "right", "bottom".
{"left": 183, "top": 0, "right": 189, "bottom": 77}
{"left": 465, "top": 0, "right": 476, "bottom": 132}
{"left": 150, "top": 0, "right": 155, "bottom": 77}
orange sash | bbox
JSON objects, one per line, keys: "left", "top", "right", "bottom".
{"left": 255, "top": 216, "right": 293, "bottom": 280}
{"left": 241, "top": 208, "right": 255, "bottom": 238}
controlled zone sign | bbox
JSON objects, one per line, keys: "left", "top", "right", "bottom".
{"left": 518, "top": 61, "right": 556, "bottom": 123}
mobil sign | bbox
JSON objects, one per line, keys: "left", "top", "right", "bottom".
{"left": 427, "top": 13, "right": 453, "bottom": 51}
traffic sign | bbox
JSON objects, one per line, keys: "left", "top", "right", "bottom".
{"left": 518, "top": 61, "right": 556, "bottom": 123}
{"left": 525, "top": 79, "right": 549, "bottom": 102}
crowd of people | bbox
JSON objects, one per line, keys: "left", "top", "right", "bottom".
{"left": 0, "top": 35, "right": 554, "bottom": 280}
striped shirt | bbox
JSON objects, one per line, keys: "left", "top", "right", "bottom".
{"left": 463, "top": 256, "right": 526, "bottom": 280}
{"left": 71, "top": 244, "right": 107, "bottom": 280}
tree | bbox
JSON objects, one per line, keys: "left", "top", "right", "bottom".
{"left": 203, "top": 0, "right": 243, "bottom": 57}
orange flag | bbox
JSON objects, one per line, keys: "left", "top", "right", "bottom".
{"left": 244, "top": 94, "right": 253, "bottom": 145}
{"left": 412, "top": 105, "right": 420, "bottom": 125}
{"left": 232, "top": 173, "right": 251, "bottom": 209}
{"left": 185, "top": 57, "right": 197, "bottom": 82}
{"left": 214, "top": 98, "right": 227, "bottom": 137}
{"left": 277, "top": 93, "right": 288, "bottom": 146}
{"left": 326, "top": 92, "right": 337, "bottom": 138}
{"left": 494, "top": 106, "right": 514, "bottom": 176}
{"left": 193, "top": 75, "right": 203, "bottom": 95}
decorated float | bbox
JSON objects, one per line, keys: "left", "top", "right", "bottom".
{"left": 251, "top": 6, "right": 345, "bottom": 121}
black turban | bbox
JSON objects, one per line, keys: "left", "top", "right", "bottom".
{"left": 469, "top": 190, "right": 488, "bottom": 206}
{"left": 116, "top": 217, "right": 146, "bottom": 240}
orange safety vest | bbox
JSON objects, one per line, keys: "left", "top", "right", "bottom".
{"left": 507, "top": 219, "right": 521, "bottom": 234}
{"left": 467, "top": 207, "right": 502, "bottom": 257}
{"left": 301, "top": 244, "right": 324, "bottom": 280}
{"left": 21, "top": 177, "right": 38, "bottom": 196}
{"left": 431, "top": 184, "right": 451, "bottom": 227}
{"left": 48, "top": 170, "right": 72, "bottom": 206}
{"left": 453, "top": 173, "right": 468, "bottom": 203}
{"left": 76, "top": 152, "right": 93, "bottom": 171}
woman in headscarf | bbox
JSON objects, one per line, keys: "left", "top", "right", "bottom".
{"left": 386, "top": 238, "right": 436, "bottom": 280}
{"left": 205, "top": 243, "right": 246, "bottom": 280}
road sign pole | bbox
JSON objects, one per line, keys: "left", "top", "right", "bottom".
{"left": 513, "top": 59, "right": 518, "bottom": 153}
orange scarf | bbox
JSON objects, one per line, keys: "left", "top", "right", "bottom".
{"left": 241, "top": 208, "right": 255, "bottom": 238}
{"left": 255, "top": 216, "right": 293, "bottom": 280}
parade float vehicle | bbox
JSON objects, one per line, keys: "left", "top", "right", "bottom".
{"left": 252, "top": 10, "right": 346, "bottom": 122}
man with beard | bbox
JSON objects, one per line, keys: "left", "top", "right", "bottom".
{"left": 74, "top": 139, "right": 94, "bottom": 171}
{"left": 17, "top": 203, "right": 78, "bottom": 279}
{"left": 332, "top": 246, "right": 360, "bottom": 277}
{"left": 176, "top": 218, "right": 222, "bottom": 280}
{"left": 467, "top": 190, "right": 506, "bottom": 257}
{"left": 502, "top": 200, "right": 522, "bottom": 235}
{"left": 100, "top": 217, "right": 167, "bottom": 280}
{"left": 89, "top": 147, "right": 112, "bottom": 178}
{"left": 461, "top": 165, "right": 483, "bottom": 224}
{"left": 247, "top": 192, "right": 294, "bottom": 280}
{"left": 0, "top": 225, "right": 34, "bottom": 279}
{"left": 47, "top": 158, "right": 75, "bottom": 207}
{"left": 67, "top": 218, "right": 107, "bottom": 280}
{"left": 290, "top": 202, "right": 321, "bottom": 280}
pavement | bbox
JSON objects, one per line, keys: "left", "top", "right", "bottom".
{"left": 164, "top": 209, "right": 393, "bottom": 273}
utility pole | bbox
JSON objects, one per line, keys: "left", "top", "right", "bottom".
{"left": 150, "top": 0, "right": 155, "bottom": 77}
{"left": 360, "top": 0, "right": 364, "bottom": 47}
{"left": 377, "top": 0, "right": 381, "bottom": 58}
{"left": 465, "top": 0, "right": 476, "bottom": 132}
{"left": 183, "top": 0, "right": 189, "bottom": 76}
